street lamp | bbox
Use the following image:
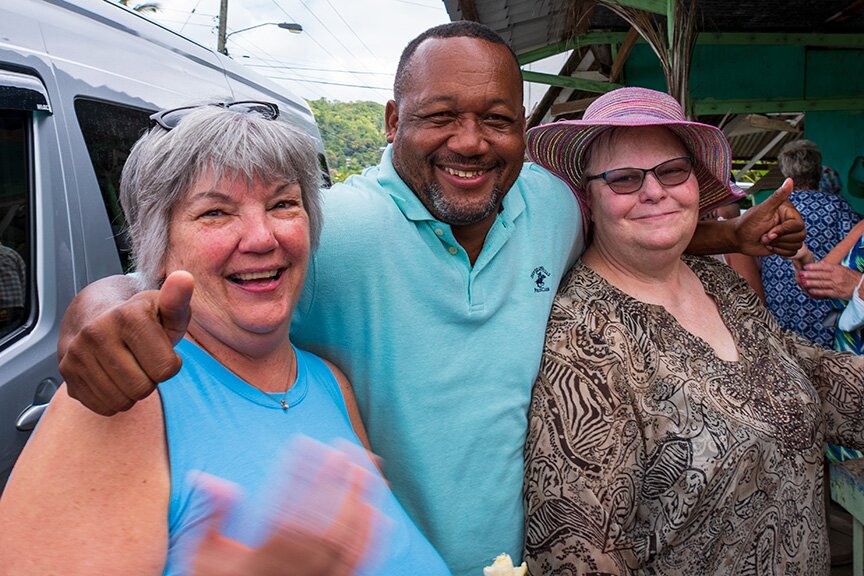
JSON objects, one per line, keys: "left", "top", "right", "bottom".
{"left": 220, "top": 22, "right": 303, "bottom": 55}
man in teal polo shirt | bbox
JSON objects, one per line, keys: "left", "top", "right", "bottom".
{"left": 57, "top": 22, "right": 804, "bottom": 576}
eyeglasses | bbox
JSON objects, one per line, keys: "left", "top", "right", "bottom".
{"left": 149, "top": 101, "right": 280, "bottom": 131}
{"left": 584, "top": 156, "right": 694, "bottom": 194}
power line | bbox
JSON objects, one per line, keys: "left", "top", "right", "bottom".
{"left": 265, "top": 75, "right": 391, "bottom": 91}
{"left": 221, "top": 16, "right": 340, "bottom": 99}
{"left": 153, "top": 6, "right": 217, "bottom": 17}
{"left": 390, "top": 0, "right": 444, "bottom": 9}
{"left": 245, "top": 63, "right": 393, "bottom": 76}
{"left": 177, "top": 0, "right": 205, "bottom": 34}
{"left": 152, "top": 18, "right": 215, "bottom": 28}
{"left": 267, "top": 1, "right": 347, "bottom": 71}
{"left": 321, "top": 0, "right": 387, "bottom": 69}
{"left": 290, "top": 0, "right": 377, "bottom": 75}
{"left": 269, "top": 0, "right": 390, "bottom": 100}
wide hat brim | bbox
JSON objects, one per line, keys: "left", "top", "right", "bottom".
{"left": 526, "top": 97, "right": 745, "bottom": 216}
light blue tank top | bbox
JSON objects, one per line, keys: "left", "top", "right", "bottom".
{"left": 160, "top": 339, "right": 451, "bottom": 576}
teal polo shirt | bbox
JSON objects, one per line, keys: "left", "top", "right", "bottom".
{"left": 292, "top": 146, "right": 583, "bottom": 576}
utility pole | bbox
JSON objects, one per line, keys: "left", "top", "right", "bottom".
{"left": 217, "top": 0, "right": 229, "bottom": 55}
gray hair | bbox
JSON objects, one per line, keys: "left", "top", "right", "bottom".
{"left": 778, "top": 139, "right": 822, "bottom": 191}
{"left": 120, "top": 104, "right": 323, "bottom": 289}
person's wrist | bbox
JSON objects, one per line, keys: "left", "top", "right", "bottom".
{"left": 855, "top": 274, "right": 864, "bottom": 301}
{"left": 729, "top": 216, "right": 749, "bottom": 254}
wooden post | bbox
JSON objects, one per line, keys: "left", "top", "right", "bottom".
{"left": 217, "top": 0, "right": 229, "bottom": 55}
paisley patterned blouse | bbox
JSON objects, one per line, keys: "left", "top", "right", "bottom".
{"left": 524, "top": 256, "right": 864, "bottom": 576}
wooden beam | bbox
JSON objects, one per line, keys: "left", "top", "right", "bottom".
{"left": 521, "top": 70, "right": 623, "bottom": 93}
{"left": 695, "top": 97, "right": 864, "bottom": 115}
{"left": 745, "top": 114, "right": 803, "bottom": 133}
{"left": 519, "top": 32, "right": 864, "bottom": 66}
{"left": 518, "top": 33, "right": 630, "bottom": 65}
{"left": 734, "top": 115, "right": 803, "bottom": 178}
{"left": 696, "top": 32, "right": 864, "bottom": 47}
{"left": 457, "top": 0, "right": 479, "bottom": 22}
{"left": 527, "top": 48, "right": 590, "bottom": 129}
{"left": 609, "top": 27, "right": 641, "bottom": 82}
{"left": 824, "top": 0, "right": 864, "bottom": 24}
{"left": 551, "top": 97, "right": 600, "bottom": 117}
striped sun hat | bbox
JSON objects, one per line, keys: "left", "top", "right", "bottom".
{"left": 526, "top": 87, "right": 744, "bottom": 221}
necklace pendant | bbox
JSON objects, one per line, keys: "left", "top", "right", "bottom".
{"left": 280, "top": 399, "right": 289, "bottom": 410}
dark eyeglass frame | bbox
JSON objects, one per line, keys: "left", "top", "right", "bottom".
{"left": 149, "top": 100, "right": 280, "bottom": 131}
{"left": 584, "top": 156, "right": 695, "bottom": 195}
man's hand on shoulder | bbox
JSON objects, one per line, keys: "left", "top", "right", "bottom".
{"left": 734, "top": 178, "right": 805, "bottom": 257}
{"left": 59, "top": 271, "right": 194, "bottom": 416}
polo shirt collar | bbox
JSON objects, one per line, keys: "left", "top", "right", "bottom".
{"left": 377, "top": 144, "right": 526, "bottom": 226}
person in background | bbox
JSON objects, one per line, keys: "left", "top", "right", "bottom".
{"left": 794, "top": 165, "right": 864, "bottom": 350}
{"left": 761, "top": 142, "right": 860, "bottom": 346}
{"left": 52, "top": 23, "right": 806, "bottom": 576}
{"left": 0, "top": 241, "right": 26, "bottom": 336}
{"left": 793, "top": 172, "right": 864, "bottom": 463}
{"left": 0, "top": 102, "right": 451, "bottom": 576}
{"left": 522, "top": 87, "right": 864, "bottom": 575}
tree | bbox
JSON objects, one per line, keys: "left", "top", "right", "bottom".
{"left": 308, "top": 99, "right": 386, "bottom": 183}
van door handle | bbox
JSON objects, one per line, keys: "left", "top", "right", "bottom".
{"left": 15, "top": 404, "right": 47, "bottom": 431}
{"left": 15, "top": 378, "right": 59, "bottom": 431}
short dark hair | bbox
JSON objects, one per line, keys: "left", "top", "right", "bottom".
{"left": 393, "top": 21, "right": 521, "bottom": 103}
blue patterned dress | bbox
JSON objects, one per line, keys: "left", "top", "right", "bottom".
{"left": 761, "top": 188, "right": 860, "bottom": 347}
{"left": 834, "top": 234, "right": 864, "bottom": 354}
{"left": 827, "top": 234, "right": 864, "bottom": 462}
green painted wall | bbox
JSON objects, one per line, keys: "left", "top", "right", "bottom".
{"left": 625, "top": 44, "right": 864, "bottom": 213}
{"left": 806, "top": 50, "right": 864, "bottom": 214}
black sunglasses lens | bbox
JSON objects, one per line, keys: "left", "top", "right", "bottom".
{"left": 158, "top": 108, "right": 194, "bottom": 129}
{"left": 151, "top": 101, "right": 279, "bottom": 131}
{"left": 226, "top": 102, "right": 279, "bottom": 119}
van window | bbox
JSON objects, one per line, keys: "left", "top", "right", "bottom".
{"left": 0, "top": 110, "right": 31, "bottom": 341}
{"left": 74, "top": 98, "right": 152, "bottom": 272}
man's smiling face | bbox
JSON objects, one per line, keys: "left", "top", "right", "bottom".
{"left": 385, "top": 36, "right": 526, "bottom": 228}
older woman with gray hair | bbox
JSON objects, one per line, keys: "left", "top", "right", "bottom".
{"left": 761, "top": 139, "right": 860, "bottom": 346}
{"left": 0, "top": 102, "right": 451, "bottom": 576}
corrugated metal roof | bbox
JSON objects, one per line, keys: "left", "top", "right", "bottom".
{"left": 443, "top": 1, "right": 864, "bottom": 54}
{"left": 441, "top": 0, "right": 863, "bottom": 174}
{"left": 442, "top": 0, "right": 568, "bottom": 54}
{"left": 727, "top": 131, "right": 800, "bottom": 162}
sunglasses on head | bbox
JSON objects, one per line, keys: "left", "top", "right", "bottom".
{"left": 585, "top": 156, "right": 694, "bottom": 195}
{"left": 149, "top": 100, "right": 280, "bottom": 131}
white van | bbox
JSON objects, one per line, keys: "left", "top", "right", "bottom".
{"left": 0, "top": 0, "right": 328, "bottom": 490}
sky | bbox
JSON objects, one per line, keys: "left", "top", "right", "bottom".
{"left": 144, "top": 0, "right": 451, "bottom": 104}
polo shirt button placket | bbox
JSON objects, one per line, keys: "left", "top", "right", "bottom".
{"left": 447, "top": 246, "right": 458, "bottom": 255}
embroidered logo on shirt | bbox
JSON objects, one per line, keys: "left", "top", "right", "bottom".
{"left": 531, "top": 266, "right": 550, "bottom": 293}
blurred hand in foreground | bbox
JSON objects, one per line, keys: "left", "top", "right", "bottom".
{"left": 190, "top": 437, "right": 389, "bottom": 576}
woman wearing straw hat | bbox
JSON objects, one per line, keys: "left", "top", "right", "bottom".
{"left": 521, "top": 87, "right": 864, "bottom": 575}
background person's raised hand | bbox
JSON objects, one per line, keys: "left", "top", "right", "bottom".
{"left": 59, "top": 270, "right": 194, "bottom": 415}
{"left": 799, "top": 260, "right": 863, "bottom": 300}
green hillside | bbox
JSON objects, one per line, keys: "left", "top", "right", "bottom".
{"left": 309, "top": 99, "right": 387, "bottom": 183}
